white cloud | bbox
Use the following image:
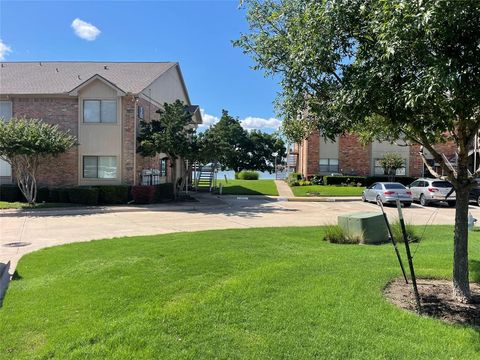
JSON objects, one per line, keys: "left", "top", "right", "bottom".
{"left": 199, "top": 108, "right": 219, "bottom": 128}
{"left": 240, "top": 116, "right": 282, "bottom": 130}
{"left": 71, "top": 18, "right": 101, "bottom": 41}
{"left": 0, "top": 39, "right": 12, "bottom": 60}
{"left": 199, "top": 109, "right": 282, "bottom": 131}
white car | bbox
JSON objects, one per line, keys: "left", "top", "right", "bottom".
{"left": 408, "top": 178, "right": 455, "bottom": 207}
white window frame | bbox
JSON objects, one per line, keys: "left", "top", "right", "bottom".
{"left": 319, "top": 158, "right": 339, "bottom": 173}
{"left": 0, "top": 100, "right": 13, "bottom": 121}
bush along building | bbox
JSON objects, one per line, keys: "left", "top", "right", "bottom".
{"left": 0, "top": 62, "right": 202, "bottom": 203}
{"left": 293, "top": 131, "right": 462, "bottom": 180}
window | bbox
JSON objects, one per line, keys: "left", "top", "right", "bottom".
{"left": 83, "top": 156, "right": 117, "bottom": 179}
{"left": 83, "top": 100, "right": 117, "bottom": 123}
{"left": 160, "top": 158, "right": 167, "bottom": 177}
{"left": 0, "top": 100, "right": 12, "bottom": 120}
{"left": 319, "top": 158, "right": 339, "bottom": 173}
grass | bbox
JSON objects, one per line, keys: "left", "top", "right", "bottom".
{"left": 217, "top": 179, "right": 279, "bottom": 196}
{"left": 0, "top": 226, "right": 479, "bottom": 359}
{"left": 0, "top": 201, "right": 75, "bottom": 210}
{"left": 290, "top": 185, "right": 364, "bottom": 197}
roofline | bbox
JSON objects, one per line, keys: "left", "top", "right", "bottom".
{"left": 68, "top": 74, "right": 127, "bottom": 96}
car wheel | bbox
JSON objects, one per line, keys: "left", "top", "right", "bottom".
{"left": 376, "top": 195, "right": 383, "bottom": 206}
{"left": 420, "top": 194, "right": 428, "bottom": 206}
{"left": 361, "top": 194, "right": 367, "bottom": 202}
{"left": 477, "top": 195, "right": 480, "bottom": 207}
{"left": 447, "top": 201, "right": 456, "bottom": 208}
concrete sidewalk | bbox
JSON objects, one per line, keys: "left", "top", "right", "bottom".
{"left": 275, "top": 180, "right": 295, "bottom": 197}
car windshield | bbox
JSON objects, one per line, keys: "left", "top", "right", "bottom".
{"left": 384, "top": 183, "right": 405, "bottom": 189}
{"left": 432, "top": 181, "right": 452, "bottom": 188}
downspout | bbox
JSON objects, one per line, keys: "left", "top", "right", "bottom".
{"left": 133, "top": 95, "right": 139, "bottom": 186}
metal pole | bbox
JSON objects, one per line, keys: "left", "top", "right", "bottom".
{"left": 377, "top": 200, "right": 409, "bottom": 284}
{"left": 396, "top": 199, "right": 422, "bottom": 313}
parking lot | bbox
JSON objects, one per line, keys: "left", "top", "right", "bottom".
{"left": 1, "top": 195, "right": 479, "bottom": 270}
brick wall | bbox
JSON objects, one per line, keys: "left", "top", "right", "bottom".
{"left": 12, "top": 97, "right": 79, "bottom": 187}
{"left": 339, "top": 134, "right": 371, "bottom": 176}
{"left": 306, "top": 132, "right": 320, "bottom": 176}
{"left": 409, "top": 141, "right": 458, "bottom": 177}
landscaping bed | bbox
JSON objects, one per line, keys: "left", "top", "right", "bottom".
{"left": 0, "top": 226, "right": 479, "bottom": 358}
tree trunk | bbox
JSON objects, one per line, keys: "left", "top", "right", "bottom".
{"left": 169, "top": 157, "right": 177, "bottom": 199}
{"left": 452, "top": 153, "right": 471, "bottom": 302}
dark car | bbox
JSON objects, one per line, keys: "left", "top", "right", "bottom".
{"left": 469, "top": 180, "right": 480, "bottom": 206}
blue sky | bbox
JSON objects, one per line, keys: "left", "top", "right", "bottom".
{"left": 0, "top": 0, "right": 281, "bottom": 131}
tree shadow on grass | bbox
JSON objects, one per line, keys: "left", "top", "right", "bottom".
{"left": 220, "top": 186, "right": 267, "bottom": 196}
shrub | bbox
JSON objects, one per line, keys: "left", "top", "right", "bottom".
{"left": 35, "top": 187, "right": 50, "bottom": 203}
{"left": 298, "top": 180, "right": 312, "bottom": 186}
{"left": 365, "top": 176, "right": 417, "bottom": 187}
{"left": 323, "top": 176, "right": 367, "bottom": 186}
{"left": 310, "top": 175, "right": 323, "bottom": 185}
{"left": 323, "top": 225, "right": 362, "bottom": 244}
{"left": 390, "top": 220, "right": 420, "bottom": 243}
{"left": 131, "top": 185, "right": 156, "bottom": 204}
{"left": 96, "top": 185, "right": 129, "bottom": 204}
{"left": 235, "top": 170, "right": 259, "bottom": 180}
{"left": 287, "top": 172, "right": 302, "bottom": 186}
{"left": 49, "top": 188, "right": 70, "bottom": 203}
{"left": 67, "top": 187, "right": 99, "bottom": 205}
{"left": 0, "top": 184, "right": 21, "bottom": 202}
{"left": 155, "top": 183, "right": 174, "bottom": 202}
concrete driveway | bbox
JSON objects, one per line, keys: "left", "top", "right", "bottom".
{"left": 1, "top": 194, "right": 479, "bottom": 271}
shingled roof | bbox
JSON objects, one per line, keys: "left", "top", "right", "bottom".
{"left": 0, "top": 62, "right": 177, "bottom": 95}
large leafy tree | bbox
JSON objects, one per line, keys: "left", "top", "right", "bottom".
{"left": 137, "top": 100, "right": 199, "bottom": 197}
{"left": 201, "top": 110, "right": 286, "bottom": 173}
{"left": 0, "top": 118, "right": 76, "bottom": 204}
{"left": 235, "top": 0, "right": 480, "bottom": 301}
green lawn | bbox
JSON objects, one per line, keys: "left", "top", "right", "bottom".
{"left": 0, "top": 201, "right": 75, "bottom": 210}
{"left": 1, "top": 226, "right": 479, "bottom": 359}
{"left": 291, "top": 185, "right": 364, "bottom": 197}
{"left": 217, "top": 179, "right": 279, "bottom": 196}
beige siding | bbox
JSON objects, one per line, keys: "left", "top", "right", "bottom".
{"left": 77, "top": 80, "right": 123, "bottom": 185}
{"left": 371, "top": 141, "right": 410, "bottom": 175}
{"left": 319, "top": 136, "right": 339, "bottom": 159}
{"left": 141, "top": 66, "right": 189, "bottom": 105}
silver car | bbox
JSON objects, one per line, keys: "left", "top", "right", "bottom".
{"left": 408, "top": 178, "right": 456, "bottom": 207}
{"left": 362, "top": 182, "right": 413, "bottom": 207}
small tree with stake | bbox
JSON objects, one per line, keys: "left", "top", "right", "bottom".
{"left": 0, "top": 117, "right": 76, "bottom": 204}
{"left": 379, "top": 152, "right": 405, "bottom": 182}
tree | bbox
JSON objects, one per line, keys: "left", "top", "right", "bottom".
{"left": 137, "top": 100, "right": 198, "bottom": 198}
{"left": 235, "top": 0, "right": 480, "bottom": 301}
{"left": 247, "top": 130, "right": 286, "bottom": 173}
{"left": 200, "top": 110, "right": 251, "bottom": 173}
{"left": 0, "top": 118, "right": 76, "bottom": 204}
{"left": 201, "top": 110, "right": 287, "bottom": 173}
{"left": 379, "top": 152, "right": 405, "bottom": 181}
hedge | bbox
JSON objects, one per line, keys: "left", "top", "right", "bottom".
{"left": 96, "top": 185, "right": 129, "bottom": 204}
{"left": 67, "top": 187, "right": 99, "bottom": 205}
{"left": 235, "top": 170, "right": 259, "bottom": 180}
{"left": 0, "top": 184, "right": 21, "bottom": 202}
{"left": 155, "top": 183, "right": 174, "bottom": 202}
{"left": 36, "top": 187, "right": 50, "bottom": 203}
{"left": 323, "top": 176, "right": 367, "bottom": 186}
{"left": 49, "top": 188, "right": 70, "bottom": 203}
{"left": 131, "top": 185, "right": 156, "bottom": 204}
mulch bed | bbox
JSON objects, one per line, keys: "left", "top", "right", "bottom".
{"left": 384, "top": 278, "right": 480, "bottom": 328}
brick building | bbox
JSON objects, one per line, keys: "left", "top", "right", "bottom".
{"left": 294, "top": 132, "right": 458, "bottom": 179}
{"left": 0, "top": 62, "right": 202, "bottom": 186}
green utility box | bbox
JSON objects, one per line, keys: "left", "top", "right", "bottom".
{"left": 338, "top": 212, "right": 388, "bottom": 244}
